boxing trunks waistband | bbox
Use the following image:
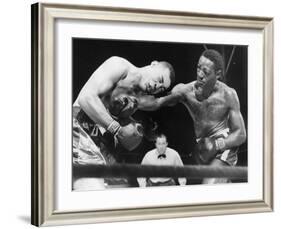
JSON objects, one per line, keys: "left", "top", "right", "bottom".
{"left": 196, "top": 128, "right": 230, "bottom": 143}
{"left": 75, "top": 109, "right": 107, "bottom": 140}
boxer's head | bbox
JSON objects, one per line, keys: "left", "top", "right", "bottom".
{"left": 195, "top": 49, "right": 224, "bottom": 101}
{"left": 155, "top": 134, "right": 168, "bottom": 155}
{"left": 197, "top": 49, "right": 224, "bottom": 84}
{"left": 140, "top": 61, "right": 175, "bottom": 95}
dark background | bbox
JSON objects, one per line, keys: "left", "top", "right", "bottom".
{"left": 72, "top": 38, "right": 248, "bottom": 168}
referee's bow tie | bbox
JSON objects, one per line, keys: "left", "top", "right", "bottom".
{"left": 158, "top": 154, "right": 166, "bottom": 159}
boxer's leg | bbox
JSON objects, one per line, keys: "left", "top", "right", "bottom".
{"left": 73, "top": 119, "right": 107, "bottom": 190}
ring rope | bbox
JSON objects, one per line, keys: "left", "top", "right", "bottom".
{"left": 73, "top": 164, "right": 247, "bottom": 179}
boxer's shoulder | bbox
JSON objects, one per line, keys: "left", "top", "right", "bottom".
{"left": 218, "top": 82, "right": 239, "bottom": 102}
{"left": 215, "top": 81, "right": 239, "bottom": 109}
{"left": 106, "top": 56, "right": 129, "bottom": 65}
{"left": 181, "top": 81, "right": 198, "bottom": 99}
{"left": 102, "top": 56, "right": 132, "bottom": 74}
{"left": 171, "top": 83, "right": 190, "bottom": 95}
{"left": 217, "top": 81, "right": 234, "bottom": 94}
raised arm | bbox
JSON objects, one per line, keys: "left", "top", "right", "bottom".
{"left": 138, "top": 83, "right": 186, "bottom": 111}
{"left": 78, "top": 56, "right": 129, "bottom": 129}
{"left": 223, "top": 89, "right": 247, "bottom": 150}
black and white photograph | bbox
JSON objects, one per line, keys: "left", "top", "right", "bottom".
{"left": 30, "top": 3, "right": 273, "bottom": 226}
{"left": 72, "top": 38, "right": 248, "bottom": 191}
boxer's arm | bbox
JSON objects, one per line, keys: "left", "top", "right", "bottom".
{"left": 138, "top": 94, "right": 180, "bottom": 111}
{"left": 222, "top": 89, "right": 246, "bottom": 150}
{"left": 78, "top": 57, "right": 128, "bottom": 129}
{"left": 138, "top": 83, "right": 186, "bottom": 111}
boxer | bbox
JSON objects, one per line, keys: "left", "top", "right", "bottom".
{"left": 73, "top": 56, "right": 175, "bottom": 190}
{"left": 141, "top": 49, "right": 246, "bottom": 184}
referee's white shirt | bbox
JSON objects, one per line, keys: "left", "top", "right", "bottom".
{"left": 137, "top": 147, "right": 186, "bottom": 187}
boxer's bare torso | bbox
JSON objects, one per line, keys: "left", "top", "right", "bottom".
{"left": 74, "top": 57, "right": 140, "bottom": 109}
{"left": 74, "top": 56, "right": 171, "bottom": 130}
{"left": 141, "top": 78, "right": 245, "bottom": 151}
{"left": 75, "top": 74, "right": 154, "bottom": 123}
{"left": 174, "top": 81, "right": 232, "bottom": 138}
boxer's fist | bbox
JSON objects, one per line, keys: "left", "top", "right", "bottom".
{"left": 194, "top": 138, "right": 217, "bottom": 164}
{"left": 116, "top": 122, "right": 144, "bottom": 151}
{"left": 109, "top": 94, "right": 138, "bottom": 119}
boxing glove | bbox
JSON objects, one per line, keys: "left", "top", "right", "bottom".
{"left": 109, "top": 93, "right": 138, "bottom": 119}
{"left": 194, "top": 137, "right": 217, "bottom": 164}
{"left": 115, "top": 122, "right": 144, "bottom": 151}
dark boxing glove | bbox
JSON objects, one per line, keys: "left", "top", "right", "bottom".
{"left": 194, "top": 137, "right": 217, "bottom": 164}
{"left": 109, "top": 94, "right": 138, "bottom": 119}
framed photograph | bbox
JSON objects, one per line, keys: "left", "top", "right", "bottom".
{"left": 31, "top": 2, "right": 273, "bottom": 227}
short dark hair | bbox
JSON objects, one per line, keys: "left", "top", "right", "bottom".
{"left": 202, "top": 49, "right": 225, "bottom": 79}
{"left": 155, "top": 133, "right": 168, "bottom": 143}
{"left": 160, "top": 61, "right": 175, "bottom": 87}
